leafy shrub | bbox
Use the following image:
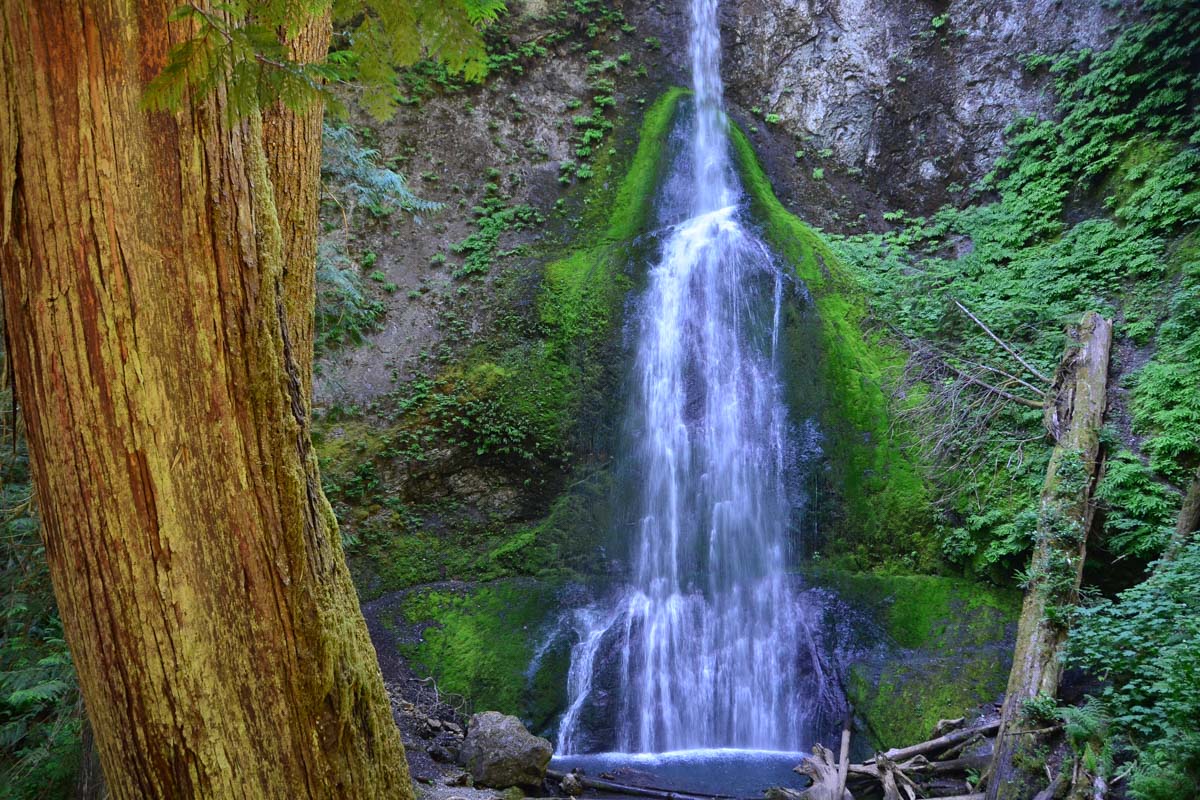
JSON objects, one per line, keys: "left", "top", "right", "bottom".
{"left": 1068, "top": 540, "right": 1200, "bottom": 797}
{"left": 829, "top": 0, "right": 1200, "bottom": 573}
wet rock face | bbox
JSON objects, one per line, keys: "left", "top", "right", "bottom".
{"left": 461, "top": 711, "right": 554, "bottom": 788}
{"left": 724, "top": 0, "right": 1117, "bottom": 213}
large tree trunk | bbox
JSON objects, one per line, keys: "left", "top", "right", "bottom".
{"left": 0, "top": 4, "right": 411, "bottom": 798}
{"left": 985, "top": 313, "right": 1112, "bottom": 800}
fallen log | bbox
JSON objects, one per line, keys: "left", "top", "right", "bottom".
{"left": 898, "top": 754, "right": 991, "bottom": 776}
{"left": 872, "top": 721, "right": 999, "bottom": 764}
{"left": 545, "top": 769, "right": 737, "bottom": 800}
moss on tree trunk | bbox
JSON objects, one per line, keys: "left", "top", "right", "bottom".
{"left": 0, "top": 3, "right": 410, "bottom": 797}
{"left": 986, "top": 312, "right": 1112, "bottom": 800}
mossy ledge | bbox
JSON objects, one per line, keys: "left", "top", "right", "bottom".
{"left": 729, "top": 122, "right": 935, "bottom": 567}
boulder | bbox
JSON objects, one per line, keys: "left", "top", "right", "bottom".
{"left": 460, "top": 711, "right": 553, "bottom": 789}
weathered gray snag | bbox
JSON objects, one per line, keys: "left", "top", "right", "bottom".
{"left": 1165, "top": 466, "right": 1200, "bottom": 559}
{"left": 985, "top": 312, "right": 1113, "bottom": 800}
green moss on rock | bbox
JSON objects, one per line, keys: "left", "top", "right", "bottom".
{"left": 812, "top": 568, "right": 1020, "bottom": 748}
{"left": 398, "top": 580, "right": 567, "bottom": 731}
{"left": 728, "top": 123, "right": 935, "bottom": 567}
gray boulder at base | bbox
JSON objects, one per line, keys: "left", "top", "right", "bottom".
{"left": 460, "top": 711, "right": 553, "bottom": 788}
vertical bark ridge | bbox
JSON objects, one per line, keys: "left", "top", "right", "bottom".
{"left": 261, "top": 7, "right": 331, "bottom": 409}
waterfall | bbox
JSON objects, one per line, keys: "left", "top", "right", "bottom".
{"left": 557, "top": 0, "right": 839, "bottom": 754}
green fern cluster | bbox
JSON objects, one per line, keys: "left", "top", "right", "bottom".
{"left": 321, "top": 124, "right": 442, "bottom": 218}
{"left": 313, "top": 241, "right": 387, "bottom": 357}
{"left": 1068, "top": 540, "right": 1200, "bottom": 798}
{"left": 0, "top": 422, "right": 80, "bottom": 800}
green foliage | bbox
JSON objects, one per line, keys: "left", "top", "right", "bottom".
{"left": 451, "top": 196, "right": 543, "bottom": 279}
{"left": 0, "top": 416, "right": 80, "bottom": 800}
{"left": 1131, "top": 235, "right": 1200, "bottom": 483}
{"left": 1067, "top": 540, "right": 1200, "bottom": 797}
{"left": 145, "top": 1, "right": 504, "bottom": 120}
{"left": 827, "top": 0, "right": 1200, "bottom": 575}
{"left": 321, "top": 124, "right": 441, "bottom": 218}
{"left": 1094, "top": 448, "right": 1175, "bottom": 557}
{"left": 143, "top": 3, "right": 336, "bottom": 119}
{"left": 314, "top": 242, "right": 386, "bottom": 355}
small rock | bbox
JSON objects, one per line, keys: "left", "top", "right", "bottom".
{"left": 460, "top": 711, "right": 554, "bottom": 789}
{"left": 445, "top": 721, "right": 464, "bottom": 736}
{"left": 447, "top": 773, "right": 472, "bottom": 788}
{"left": 560, "top": 772, "right": 585, "bottom": 796}
{"left": 428, "top": 743, "right": 454, "bottom": 763}
{"left": 932, "top": 717, "right": 965, "bottom": 738}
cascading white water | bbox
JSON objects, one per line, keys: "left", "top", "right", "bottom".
{"left": 557, "top": 0, "right": 839, "bottom": 755}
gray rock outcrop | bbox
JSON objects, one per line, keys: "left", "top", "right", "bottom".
{"left": 725, "top": 0, "right": 1118, "bottom": 209}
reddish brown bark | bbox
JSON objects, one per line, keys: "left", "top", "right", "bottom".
{"left": 262, "top": 8, "right": 332, "bottom": 408}
{"left": 0, "top": 3, "right": 410, "bottom": 797}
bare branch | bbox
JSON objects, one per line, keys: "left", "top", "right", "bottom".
{"left": 952, "top": 298, "right": 1051, "bottom": 384}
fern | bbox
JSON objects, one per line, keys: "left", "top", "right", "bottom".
{"left": 321, "top": 124, "right": 441, "bottom": 218}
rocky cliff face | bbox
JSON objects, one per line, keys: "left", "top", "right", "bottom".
{"left": 724, "top": 0, "right": 1117, "bottom": 220}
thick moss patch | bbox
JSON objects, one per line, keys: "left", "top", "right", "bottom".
{"left": 729, "top": 123, "right": 935, "bottom": 567}
{"left": 398, "top": 580, "right": 568, "bottom": 733}
{"left": 813, "top": 569, "right": 1020, "bottom": 748}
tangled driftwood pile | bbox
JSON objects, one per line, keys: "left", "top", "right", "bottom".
{"left": 772, "top": 718, "right": 999, "bottom": 800}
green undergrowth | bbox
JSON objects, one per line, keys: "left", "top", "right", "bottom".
{"left": 396, "top": 580, "right": 567, "bottom": 733}
{"left": 823, "top": 0, "right": 1198, "bottom": 584}
{"left": 816, "top": 1, "right": 1198, "bottom": 790}
{"left": 728, "top": 123, "right": 935, "bottom": 568}
{"left": 1067, "top": 540, "right": 1200, "bottom": 799}
{"left": 0, "top": 404, "right": 80, "bottom": 800}
{"left": 321, "top": 89, "right": 686, "bottom": 596}
{"left": 811, "top": 568, "right": 1020, "bottom": 748}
